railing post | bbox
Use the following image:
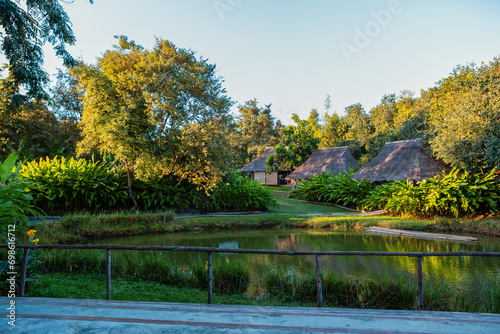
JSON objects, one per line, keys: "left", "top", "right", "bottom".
{"left": 106, "top": 249, "right": 111, "bottom": 300}
{"left": 19, "top": 248, "right": 29, "bottom": 297}
{"left": 417, "top": 256, "right": 423, "bottom": 310}
{"left": 315, "top": 254, "right": 323, "bottom": 307}
{"left": 207, "top": 252, "right": 213, "bottom": 304}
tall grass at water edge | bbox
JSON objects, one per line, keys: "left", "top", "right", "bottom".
{"left": 32, "top": 249, "right": 500, "bottom": 313}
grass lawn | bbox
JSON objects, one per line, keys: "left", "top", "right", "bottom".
{"left": 268, "top": 190, "right": 350, "bottom": 214}
{"left": 262, "top": 185, "right": 291, "bottom": 192}
{"left": 26, "top": 272, "right": 314, "bottom": 308}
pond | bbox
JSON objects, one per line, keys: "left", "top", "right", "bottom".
{"left": 89, "top": 228, "right": 500, "bottom": 292}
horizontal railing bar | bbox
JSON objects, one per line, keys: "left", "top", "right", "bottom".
{"left": 2, "top": 244, "right": 500, "bottom": 257}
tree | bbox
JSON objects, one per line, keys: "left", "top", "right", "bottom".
{"left": 74, "top": 36, "right": 234, "bottom": 209}
{"left": 426, "top": 58, "right": 500, "bottom": 170}
{"left": 235, "top": 99, "right": 282, "bottom": 163}
{"left": 321, "top": 112, "right": 347, "bottom": 148}
{"left": 0, "top": 0, "right": 93, "bottom": 110}
{"left": 307, "top": 108, "right": 322, "bottom": 140}
{"left": 0, "top": 99, "right": 80, "bottom": 160}
{"left": 51, "top": 68, "right": 83, "bottom": 121}
{"left": 266, "top": 114, "right": 319, "bottom": 173}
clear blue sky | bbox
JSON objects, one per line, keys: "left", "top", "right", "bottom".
{"left": 26, "top": 0, "right": 500, "bottom": 124}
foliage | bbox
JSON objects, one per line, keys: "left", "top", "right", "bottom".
{"left": 191, "top": 257, "right": 250, "bottom": 295}
{"left": 132, "top": 177, "right": 203, "bottom": 212}
{"left": 235, "top": 99, "right": 283, "bottom": 164}
{"left": 0, "top": 0, "right": 92, "bottom": 109}
{"left": 50, "top": 69, "right": 83, "bottom": 121}
{"left": 74, "top": 36, "right": 234, "bottom": 209}
{"left": 207, "top": 171, "right": 277, "bottom": 212}
{"left": 290, "top": 172, "right": 372, "bottom": 209}
{"left": 0, "top": 153, "right": 41, "bottom": 230}
{"left": 363, "top": 169, "right": 500, "bottom": 218}
{"left": 19, "top": 156, "right": 126, "bottom": 212}
{"left": 0, "top": 101, "right": 80, "bottom": 160}
{"left": 266, "top": 114, "right": 320, "bottom": 173}
{"left": 0, "top": 229, "right": 43, "bottom": 293}
{"left": 265, "top": 270, "right": 418, "bottom": 309}
{"left": 427, "top": 58, "right": 500, "bottom": 171}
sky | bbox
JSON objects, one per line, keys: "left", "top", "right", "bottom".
{"left": 8, "top": 0, "right": 500, "bottom": 125}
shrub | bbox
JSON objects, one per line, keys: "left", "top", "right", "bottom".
{"left": 132, "top": 177, "right": 207, "bottom": 211}
{"left": 207, "top": 170, "right": 277, "bottom": 212}
{"left": 363, "top": 169, "right": 500, "bottom": 218}
{"left": 19, "top": 156, "right": 127, "bottom": 212}
{"left": 0, "top": 153, "right": 41, "bottom": 230}
{"left": 290, "top": 172, "right": 372, "bottom": 209}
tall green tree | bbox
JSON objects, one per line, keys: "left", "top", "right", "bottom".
{"left": 0, "top": 0, "right": 93, "bottom": 110}
{"left": 51, "top": 68, "right": 83, "bottom": 121}
{"left": 426, "top": 58, "right": 500, "bottom": 170}
{"left": 74, "top": 36, "right": 234, "bottom": 209}
{"left": 266, "top": 114, "right": 319, "bottom": 173}
{"left": 0, "top": 100, "right": 80, "bottom": 160}
{"left": 236, "top": 99, "right": 282, "bottom": 163}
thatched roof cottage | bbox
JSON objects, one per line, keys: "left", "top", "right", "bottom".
{"left": 241, "top": 147, "right": 288, "bottom": 185}
{"left": 286, "top": 147, "right": 358, "bottom": 187}
{"left": 351, "top": 139, "right": 449, "bottom": 182}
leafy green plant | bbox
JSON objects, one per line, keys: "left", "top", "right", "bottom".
{"left": 19, "top": 156, "right": 127, "bottom": 212}
{"left": 207, "top": 170, "right": 277, "bottom": 212}
{"left": 363, "top": 169, "right": 500, "bottom": 218}
{"left": 290, "top": 172, "right": 372, "bottom": 209}
{"left": 0, "top": 153, "right": 41, "bottom": 230}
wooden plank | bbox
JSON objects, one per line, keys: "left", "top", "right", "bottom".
{"left": 365, "top": 227, "right": 477, "bottom": 242}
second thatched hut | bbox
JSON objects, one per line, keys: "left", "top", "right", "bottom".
{"left": 286, "top": 147, "right": 358, "bottom": 188}
{"left": 351, "top": 139, "right": 448, "bottom": 182}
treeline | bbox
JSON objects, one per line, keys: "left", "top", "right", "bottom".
{"left": 291, "top": 57, "right": 500, "bottom": 171}
{"left": 1, "top": 36, "right": 499, "bottom": 196}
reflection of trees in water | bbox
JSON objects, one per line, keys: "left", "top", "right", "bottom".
{"left": 91, "top": 229, "right": 500, "bottom": 291}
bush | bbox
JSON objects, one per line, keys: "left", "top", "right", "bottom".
{"left": 132, "top": 177, "right": 205, "bottom": 211}
{"left": 363, "top": 169, "right": 500, "bottom": 218}
{"left": 207, "top": 170, "right": 277, "bottom": 212}
{"left": 19, "top": 156, "right": 127, "bottom": 212}
{"left": 0, "top": 153, "right": 41, "bottom": 230}
{"left": 290, "top": 172, "right": 372, "bottom": 209}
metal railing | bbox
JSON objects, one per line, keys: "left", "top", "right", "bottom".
{"left": 3, "top": 244, "right": 500, "bottom": 310}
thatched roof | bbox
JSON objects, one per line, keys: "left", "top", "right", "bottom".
{"left": 351, "top": 139, "right": 448, "bottom": 182}
{"left": 241, "top": 147, "right": 275, "bottom": 172}
{"left": 286, "top": 147, "right": 358, "bottom": 180}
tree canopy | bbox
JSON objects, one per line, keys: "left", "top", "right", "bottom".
{"left": 266, "top": 114, "right": 319, "bottom": 173}
{"left": 235, "top": 99, "right": 283, "bottom": 163}
{"left": 0, "top": 0, "right": 93, "bottom": 110}
{"left": 74, "top": 36, "right": 234, "bottom": 208}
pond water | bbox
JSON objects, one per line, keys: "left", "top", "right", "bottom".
{"left": 89, "top": 228, "right": 500, "bottom": 291}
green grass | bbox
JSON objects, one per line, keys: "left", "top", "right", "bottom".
{"left": 26, "top": 272, "right": 314, "bottom": 307}
{"left": 25, "top": 271, "right": 500, "bottom": 313}
{"left": 262, "top": 185, "right": 291, "bottom": 192}
{"left": 269, "top": 191, "right": 350, "bottom": 214}
{"left": 33, "top": 210, "right": 176, "bottom": 244}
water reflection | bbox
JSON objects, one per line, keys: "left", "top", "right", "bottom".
{"left": 89, "top": 229, "right": 500, "bottom": 290}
